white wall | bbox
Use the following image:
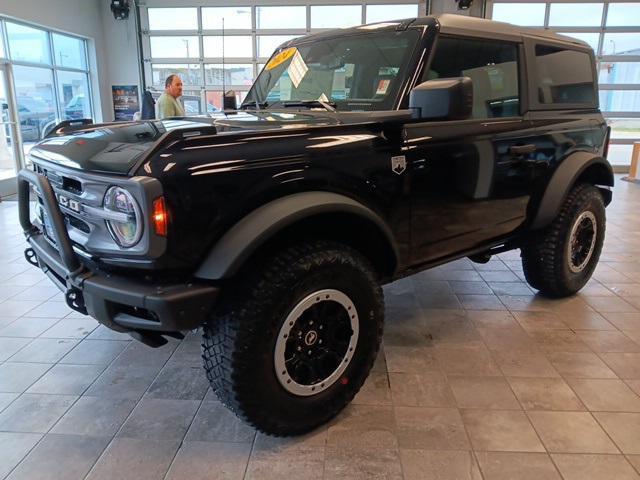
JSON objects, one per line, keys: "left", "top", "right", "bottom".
{"left": 0, "top": 0, "right": 141, "bottom": 122}
{"left": 98, "top": 0, "right": 142, "bottom": 121}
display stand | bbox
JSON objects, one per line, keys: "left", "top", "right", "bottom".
{"left": 622, "top": 142, "right": 640, "bottom": 183}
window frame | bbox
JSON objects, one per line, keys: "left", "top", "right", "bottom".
{"left": 547, "top": 2, "right": 605, "bottom": 28}
{"left": 1, "top": 16, "right": 94, "bottom": 129}
{"left": 201, "top": 6, "right": 253, "bottom": 30}
{"left": 51, "top": 32, "right": 88, "bottom": 71}
{"left": 148, "top": 7, "right": 199, "bottom": 31}
{"left": 491, "top": 2, "right": 547, "bottom": 27}
{"left": 524, "top": 37, "right": 599, "bottom": 111}
{"left": 310, "top": 5, "right": 364, "bottom": 29}
{"left": 0, "top": 22, "right": 5, "bottom": 59}
{"left": 5, "top": 21, "right": 52, "bottom": 66}
{"left": 256, "top": 6, "right": 307, "bottom": 30}
{"left": 365, "top": 4, "right": 420, "bottom": 24}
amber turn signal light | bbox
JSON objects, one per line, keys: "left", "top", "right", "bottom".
{"left": 152, "top": 197, "right": 168, "bottom": 236}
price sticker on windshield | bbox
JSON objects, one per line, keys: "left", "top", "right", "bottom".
{"left": 287, "top": 50, "right": 309, "bottom": 88}
{"left": 266, "top": 47, "right": 297, "bottom": 71}
{"left": 376, "top": 79, "right": 391, "bottom": 95}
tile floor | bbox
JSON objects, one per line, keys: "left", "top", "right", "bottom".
{"left": 0, "top": 177, "right": 639, "bottom": 479}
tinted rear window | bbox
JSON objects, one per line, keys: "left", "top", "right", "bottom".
{"left": 535, "top": 45, "right": 596, "bottom": 105}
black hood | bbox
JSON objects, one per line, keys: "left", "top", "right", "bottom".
{"left": 209, "top": 109, "right": 340, "bottom": 133}
{"left": 28, "top": 111, "right": 343, "bottom": 174}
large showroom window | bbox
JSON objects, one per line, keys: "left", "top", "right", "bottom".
{"left": 0, "top": 17, "right": 93, "bottom": 153}
{"left": 488, "top": 0, "right": 640, "bottom": 166}
{"left": 141, "top": 2, "right": 420, "bottom": 112}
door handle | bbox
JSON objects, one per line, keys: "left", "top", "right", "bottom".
{"left": 410, "top": 158, "right": 428, "bottom": 171}
{"left": 509, "top": 144, "right": 537, "bottom": 155}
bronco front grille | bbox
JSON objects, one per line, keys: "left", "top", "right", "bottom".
{"left": 68, "top": 216, "right": 90, "bottom": 233}
{"left": 31, "top": 163, "right": 96, "bottom": 249}
{"left": 27, "top": 157, "right": 162, "bottom": 262}
{"left": 34, "top": 164, "right": 84, "bottom": 195}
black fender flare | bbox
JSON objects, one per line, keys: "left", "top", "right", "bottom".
{"left": 194, "top": 191, "right": 399, "bottom": 280}
{"left": 530, "top": 152, "right": 614, "bottom": 230}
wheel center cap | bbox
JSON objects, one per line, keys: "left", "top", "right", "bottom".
{"left": 304, "top": 330, "right": 318, "bottom": 346}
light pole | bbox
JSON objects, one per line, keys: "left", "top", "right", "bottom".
{"left": 182, "top": 39, "right": 191, "bottom": 84}
{"left": 222, "top": 17, "right": 225, "bottom": 99}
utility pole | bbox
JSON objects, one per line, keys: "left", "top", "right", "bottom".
{"left": 222, "top": 17, "right": 226, "bottom": 106}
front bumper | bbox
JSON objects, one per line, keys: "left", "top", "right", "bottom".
{"left": 17, "top": 169, "right": 218, "bottom": 338}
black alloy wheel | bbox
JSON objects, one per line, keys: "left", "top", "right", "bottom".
{"left": 201, "top": 240, "right": 384, "bottom": 436}
{"left": 522, "top": 183, "right": 606, "bottom": 297}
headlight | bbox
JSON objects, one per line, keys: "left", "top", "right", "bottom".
{"left": 103, "top": 186, "right": 142, "bottom": 247}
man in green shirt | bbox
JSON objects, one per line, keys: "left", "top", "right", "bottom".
{"left": 156, "top": 74, "right": 185, "bottom": 119}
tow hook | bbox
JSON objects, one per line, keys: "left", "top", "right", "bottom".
{"left": 24, "top": 248, "right": 39, "bottom": 267}
{"left": 65, "top": 288, "right": 88, "bottom": 315}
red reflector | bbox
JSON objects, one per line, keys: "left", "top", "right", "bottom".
{"left": 153, "top": 197, "right": 168, "bottom": 236}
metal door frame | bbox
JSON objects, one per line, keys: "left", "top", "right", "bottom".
{"left": 0, "top": 62, "right": 25, "bottom": 199}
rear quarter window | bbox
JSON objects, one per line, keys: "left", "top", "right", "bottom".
{"left": 534, "top": 45, "right": 596, "bottom": 105}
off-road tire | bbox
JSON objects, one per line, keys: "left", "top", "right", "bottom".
{"left": 201, "top": 240, "right": 384, "bottom": 436}
{"left": 521, "top": 183, "right": 605, "bottom": 297}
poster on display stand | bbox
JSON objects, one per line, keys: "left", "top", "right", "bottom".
{"left": 112, "top": 85, "right": 140, "bottom": 121}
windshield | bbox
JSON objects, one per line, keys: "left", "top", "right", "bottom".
{"left": 244, "top": 29, "right": 420, "bottom": 111}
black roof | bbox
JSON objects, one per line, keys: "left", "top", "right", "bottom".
{"left": 282, "top": 14, "right": 589, "bottom": 49}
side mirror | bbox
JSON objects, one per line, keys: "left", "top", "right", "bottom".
{"left": 409, "top": 77, "right": 473, "bottom": 120}
{"left": 223, "top": 90, "right": 237, "bottom": 110}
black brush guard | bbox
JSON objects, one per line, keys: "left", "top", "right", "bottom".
{"left": 17, "top": 169, "right": 219, "bottom": 346}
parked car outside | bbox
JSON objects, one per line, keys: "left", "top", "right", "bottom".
{"left": 16, "top": 96, "right": 56, "bottom": 143}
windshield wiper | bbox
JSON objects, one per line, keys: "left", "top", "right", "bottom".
{"left": 282, "top": 100, "right": 337, "bottom": 112}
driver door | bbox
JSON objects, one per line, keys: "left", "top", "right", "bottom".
{"left": 407, "top": 36, "right": 539, "bottom": 265}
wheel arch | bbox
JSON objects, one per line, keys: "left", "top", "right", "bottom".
{"left": 530, "top": 152, "right": 614, "bottom": 231}
{"left": 194, "top": 191, "right": 400, "bottom": 281}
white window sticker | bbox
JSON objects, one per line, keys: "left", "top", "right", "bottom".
{"left": 287, "top": 50, "right": 309, "bottom": 88}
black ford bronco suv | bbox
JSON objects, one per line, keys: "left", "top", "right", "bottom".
{"left": 18, "top": 14, "right": 613, "bottom": 435}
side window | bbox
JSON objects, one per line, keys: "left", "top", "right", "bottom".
{"left": 534, "top": 45, "right": 595, "bottom": 105}
{"left": 423, "top": 37, "right": 520, "bottom": 119}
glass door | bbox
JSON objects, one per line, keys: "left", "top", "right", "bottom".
{"left": 0, "top": 64, "right": 23, "bottom": 199}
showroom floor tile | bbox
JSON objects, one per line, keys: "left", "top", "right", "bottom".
{"left": 0, "top": 176, "right": 639, "bottom": 479}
